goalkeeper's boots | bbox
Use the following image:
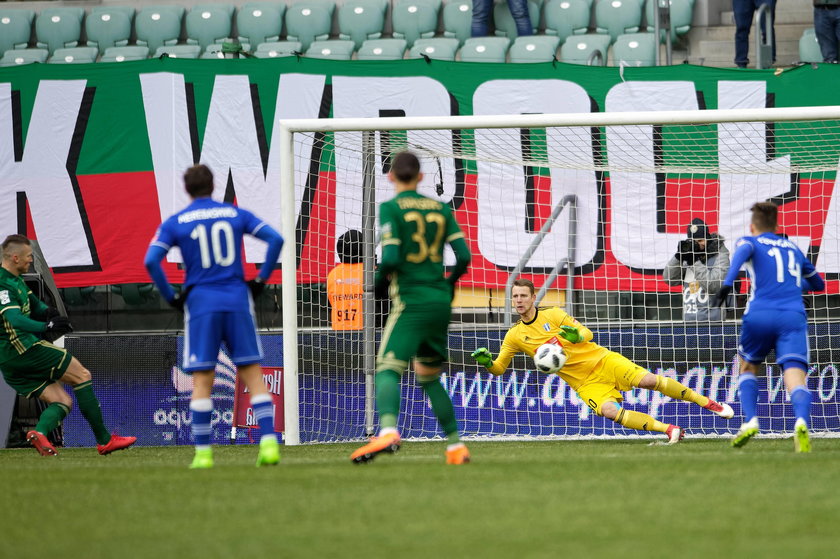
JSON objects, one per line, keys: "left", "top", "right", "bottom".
{"left": 704, "top": 399, "right": 735, "bottom": 419}
{"left": 665, "top": 425, "right": 684, "bottom": 444}
{"left": 445, "top": 443, "right": 471, "bottom": 465}
{"left": 256, "top": 436, "right": 281, "bottom": 467}
{"left": 731, "top": 417, "right": 760, "bottom": 448}
{"left": 27, "top": 430, "right": 58, "bottom": 457}
{"left": 97, "top": 434, "right": 137, "bottom": 455}
{"left": 350, "top": 431, "right": 401, "bottom": 464}
{"left": 794, "top": 418, "right": 811, "bottom": 453}
{"left": 190, "top": 448, "right": 214, "bottom": 469}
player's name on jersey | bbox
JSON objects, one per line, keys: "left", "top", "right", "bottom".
{"left": 395, "top": 198, "right": 443, "bottom": 211}
{"left": 755, "top": 236, "right": 797, "bottom": 249}
{"left": 177, "top": 207, "right": 239, "bottom": 223}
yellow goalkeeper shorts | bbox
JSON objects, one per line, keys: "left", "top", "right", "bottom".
{"left": 576, "top": 352, "right": 648, "bottom": 415}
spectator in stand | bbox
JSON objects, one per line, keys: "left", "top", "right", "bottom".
{"left": 814, "top": 0, "right": 840, "bottom": 63}
{"left": 734, "top": 0, "right": 776, "bottom": 68}
{"left": 472, "top": 0, "right": 531, "bottom": 37}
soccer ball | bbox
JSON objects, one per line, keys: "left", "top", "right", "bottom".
{"left": 533, "top": 343, "right": 567, "bottom": 373}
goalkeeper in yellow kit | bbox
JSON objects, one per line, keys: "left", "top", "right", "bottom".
{"left": 472, "top": 279, "right": 734, "bottom": 442}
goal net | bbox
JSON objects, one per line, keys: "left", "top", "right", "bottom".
{"left": 277, "top": 107, "right": 840, "bottom": 445}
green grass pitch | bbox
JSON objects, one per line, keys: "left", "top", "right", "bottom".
{"left": 2, "top": 439, "right": 839, "bottom": 558}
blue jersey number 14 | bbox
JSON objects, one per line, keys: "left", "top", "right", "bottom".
{"left": 191, "top": 221, "right": 235, "bottom": 268}
{"left": 767, "top": 247, "right": 801, "bottom": 287}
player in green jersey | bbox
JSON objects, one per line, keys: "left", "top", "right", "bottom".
{"left": 350, "top": 151, "right": 472, "bottom": 465}
{"left": 0, "top": 235, "right": 135, "bottom": 456}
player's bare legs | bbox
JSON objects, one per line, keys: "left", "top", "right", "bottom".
{"left": 784, "top": 366, "right": 812, "bottom": 453}
{"left": 238, "top": 363, "right": 280, "bottom": 466}
{"left": 599, "top": 400, "right": 684, "bottom": 444}
{"left": 189, "top": 369, "right": 216, "bottom": 468}
{"left": 416, "top": 362, "right": 469, "bottom": 465}
{"left": 636, "top": 372, "right": 734, "bottom": 419}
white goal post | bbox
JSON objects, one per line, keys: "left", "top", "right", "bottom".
{"left": 278, "top": 106, "right": 840, "bottom": 445}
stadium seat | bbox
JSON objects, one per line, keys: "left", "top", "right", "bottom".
{"left": 0, "top": 48, "right": 48, "bottom": 67}
{"left": 337, "top": 0, "right": 388, "bottom": 50}
{"left": 408, "top": 37, "right": 459, "bottom": 60}
{"left": 544, "top": 0, "right": 591, "bottom": 44}
{"left": 237, "top": 3, "right": 285, "bottom": 51}
{"left": 61, "top": 286, "right": 96, "bottom": 307}
{"left": 559, "top": 33, "right": 610, "bottom": 64}
{"left": 459, "top": 37, "right": 510, "bottom": 63}
{"left": 357, "top": 38, "right": 407, "bottom": 60}
{"left": 155, "top": 45, "right": 202, "bottom": 59}
{"left": 442, "top": 1, "right": 472, "bottom": 46}
{"left": 101, "top": 45, "right": 150, "bottom": 62}
{"left": 305, "top": 39, "right": 355, "bottom": 60}
{"left": 509, "top": 35, "right": 561, "bottom": 62}
{"left": 611, "top": 32, "right": 656, "bottom": 65}
{"left": 136, "top": 6, "right": 185, "bottom": 54}
{"left": 285, "top": 1, "right": 335, "bottom": 52}
{"left": 254, "top": 40, "right": 303, "bottom": 57}
{"left": 493, "top": 0, "right": 541, "bottom": 39}
{"left": 0, "top": 9, "right": 35, "bottom": 54}
{"left": 111, "top": 284, "right": 157, "bottom": 306}
{"left": 799, "top": 28, "right": 823, "bottom": 63}
{"left": 392, "top": 0, "right": 441, "bottom": 48}
{"left": 594, "top": 0, "right": 642, "bottom": 43}
{"left": 186, "top": 5, "right": 234, "bottom": 52}
{"left": 35, "top": 7, "right": 85, "bottom": 54}
{"left": 644, "top": 0, "right": 693, "bottom": 42}
{"left": 200, "top": 43, "right": 225, "bottom": 59}
{"left": 85, "top": 9, "right": 133, "bottom": 54}
{"left": 48, "top": 46, "right": 98, "bottom": 64}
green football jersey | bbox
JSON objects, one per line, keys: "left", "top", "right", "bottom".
{"left": 378, "top": 191, "right": 466, "bottom": 304}
{"left": 0, "top": 268, "right": 46, "bottom": 362}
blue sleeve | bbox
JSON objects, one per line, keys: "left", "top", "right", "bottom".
{"left": 801, "top": 254, "right": 825, "bottom": 292}
{"left": 253, "top": 224, "right": 284, "bottom": 282}
{"left": 143, "top": 244, "right": 177, "bottom": 302}
{"left": 723, "top": 239, "right": 754, "bottom": 286}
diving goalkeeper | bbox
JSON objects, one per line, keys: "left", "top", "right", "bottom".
{"left": 471, "top": 279, "right": 733, "bottom": 442}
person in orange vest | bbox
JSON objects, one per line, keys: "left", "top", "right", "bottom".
{"left": 327, "top": 230, "right": 365, "bottom": 330}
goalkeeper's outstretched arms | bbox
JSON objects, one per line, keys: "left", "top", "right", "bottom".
{"left": 471, "top": 337, "right": 517, "bottom": 376}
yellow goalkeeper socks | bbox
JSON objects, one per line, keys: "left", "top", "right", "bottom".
{"left": 653, "top": 375, "right": 710, "bottom": 408}
{"left": 616, "top": 408, "right": 669, "bottom": 433}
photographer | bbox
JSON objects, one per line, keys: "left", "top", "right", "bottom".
{"left": 663, "top": 218, "right": 730, "bottom": 320}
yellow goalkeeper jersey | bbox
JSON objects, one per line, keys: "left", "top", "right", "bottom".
{"left": 487, "top": 307, "right": 610, "bottom": 390}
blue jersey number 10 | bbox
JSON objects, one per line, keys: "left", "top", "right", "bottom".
{"left": 190, "top": 221, "right": 235, "bottom": 268}
{"left": 767, "top": 247, "right": 801, "bottom": 287}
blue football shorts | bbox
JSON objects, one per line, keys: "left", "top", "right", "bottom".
{"left": 738, "top": 309, "right": 809, "bottom": 371}
{"left": 182, "top": 310, "right": 263, "bottom": 372}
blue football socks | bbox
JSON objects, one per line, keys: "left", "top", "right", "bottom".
{"left": 190, "top": 398, "right": 213, "bottom": 449}
{"left": 790, "top": 385, "right": 812, "bottom": 426}
{"left": 738, "top": 373, "right": 759, "bottom": 422}
{"left": 251, "top": 393, "right": 277, "bottom": 441}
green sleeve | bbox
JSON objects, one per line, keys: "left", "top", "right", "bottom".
{"left": 1, "top": 307, "right": 47, "bottom": 333}
{"left": 375, "top": 203, "right": 401, "bottom": 286}
{"left": 28, "top": 293, "right": 50, "bottom": 319}
{"left": 445, "top": 207, "right": 471, "bottom": 286}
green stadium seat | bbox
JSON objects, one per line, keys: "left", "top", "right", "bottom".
{"left": 392, "top": 0, "right": 440, "bottom": 48}
{"left": 560, "top": 33, "right": 610, "bottom": 64}
{"left": 101, "top": 45, "right": 150, "bottom": 63}
{"left": 799, "top": 28, "right": 823, "bottom": 63}
{"left": 305, "top": 39, "right": 355, "bottom": 60}
{"left": 594, "top": 0, "right": 642, "bottom": 43}
{"left": 611, "top": 32, "right": 656, "bottom": 65}
{"left": 509, "top": 35, "right": 561, "bottom": 62}
{"left": 111, "top": 284, "right": 157, "bottom": 306}
{"left": 409, "top": 37, "right": 459, "bottom": 60}
{"left": 186, "top": 5, "right": 234, "bottom": 52}
{"left": 155, "top": 45, "right": 202, "bottom": 59}
{"left": 0, "top": 48, "right": 48, "bottom": 67}
{"left": 200, "top": 44, "right": 226, "bottom": 59}
{"left": 86, "top": 8, "right": 133, "bottom": 53}
{"left": 136, "top": 6, "right": 185, "bottom": 54}
{"left": 357, "top": 38, "right": 407, "bottom": 60}
{"left": 61, "top": 286, "right": 96, "bottom": 307}
{"left": 0, "top": 9, "right": 35, "bottom": 54}
{"left": 285, "top": 1, "right": 335, "bottom": 52}
{"left": 544, "top": 0, "right": 591, "bottom": 44}
{"left": 493, "top": 0, "right": 541, "bottom": 39}
{"left": 35, "top": 7, "right": 85, "bottom": 54}
{"left": 254, "top": 41, "right": 303, "bottom": 57}
{"left": 442, "top": 1, "right": 472, "bottom": 46}
{"left": 48, "top": 47, "right": 98, "bottom": 64}
{"left": 237, "top": 3, "right": 285, "bottom": 51}
{"left": 644, "top": 0, "right": 693, "bottom": 42}
{"left": 459, "top": 37, "right": 510, "bottom": 63}
{"left": 337, "top": 0, "right": 387, "bottom": 50}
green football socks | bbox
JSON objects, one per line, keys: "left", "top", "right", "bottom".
{"left": 35, "top": 402, "right": 70, "bottom": 435}
{"left": 375, "top": 370, "right": 401, "bottom": 430}
{"left": 73, "top": 381, "right": 111, "bottom": 445}
{"left": 419, "top": 375, "right": 460, "bottom": 444}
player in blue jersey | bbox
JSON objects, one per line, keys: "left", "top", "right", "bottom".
{"left": 712, "top": 202, "right": 824, "bottom": 452}
{"left": 144, "top": 164, "right": 284, "bottom": 468}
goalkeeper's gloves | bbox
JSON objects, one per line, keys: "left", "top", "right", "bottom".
{"left": 558, "top": 325, "right": 583, "bottom": 344}
{"left": 248, "top": 277, "right": 266, "bottom": 299}
{"left": 471, "top": 348, "right": 493, "bottom": 368}
{"left": 44, "top": 316, "right": 73, "bottom": 340}
{"left": 711, "top": 284, "right": 732, "bottom": 308}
